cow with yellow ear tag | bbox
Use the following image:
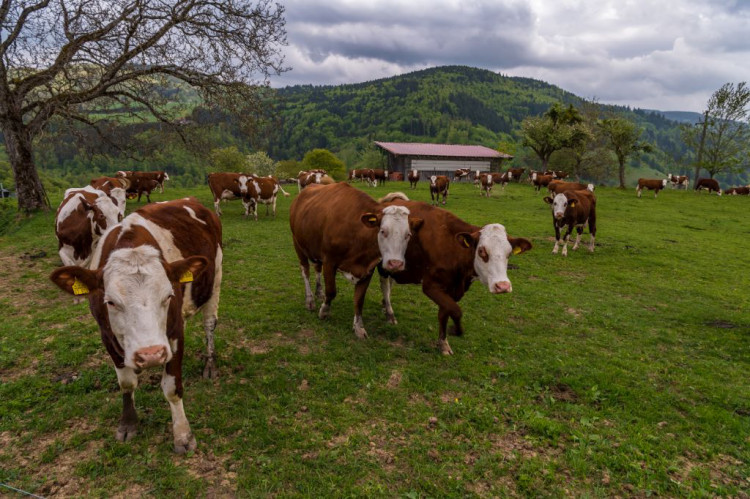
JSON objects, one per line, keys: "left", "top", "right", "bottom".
{"left": 543, "top": 190, "right": 597, "bottom": 256}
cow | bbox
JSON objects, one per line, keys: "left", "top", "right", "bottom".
{"left": 377, "top": 197, "right": 532, "bottom": 355}
{"left": 90, "top": 176, "right": 130, "bottom": 196}
{"left": 491, "top": 171, "right": 512, "bottom": 191}
{"left": 389, "top": 172, "right": 404, "bottom": 181}
{"left": 454, "top": 168, "right": 471, "bottom": 182}
{"left": 372, "top": 169, "right": 388, "bottom": 186}
{"left": 407, "top": 169, "right": 419, "bottom": 189}
{"left": 207, "top": 172, "right": 244, "bottom": 216}
{"left": 668, "top": 174, "right": 689, "bottom": 189}
{"left": 348, "top": 168, "right": 375, "bottom": 187}
{"left": 545, "top": 170, "right": 568, "bottom": 179}
{"left": 429, "top": 175, "right": 450, "bottom": 205}
{"left": 532, "top": 172, "right": 554, "bottom": 193}
{"left": 55, "top": 185, "right": 126, "bottom": 269}
{"left": 548, "top": 180, "right": 595, "bottom": 195}
{"left": 543, "top": 190, "right": 597, "bottom": 256}
{"left": 507, "top": 168, "right": 525, "bottom": 182}
{"left": 636, "top": 178, "right": 668, "bottom": 198}
{"left": 299, "top": 169, "right": 330, "bottom": 191}
{"left": 126, "top": 177, "right": 159, "bottom": 203}
{"left": 479, "top": 173, "right": 494, "bottom": 197}
{"left": 289, "top": 183, "right": 422, "bottom": 339}
{"left": 238, "top": 174, "right": 290, "bottom": 220}
{"left": 724, "top": 186, "right": 750, "bottom": 195}
{"left": 695, "top": 178, "right": 722, "bottom": 195}
{"left": 117, "top": 170, "right": 169, "bottom": 194}
{"left": 50, "top": 197, "right": 223, "bottom": 453}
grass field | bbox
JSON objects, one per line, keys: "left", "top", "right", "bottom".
{"left": 1, "top": 180, "right": 748, "bottom": 497}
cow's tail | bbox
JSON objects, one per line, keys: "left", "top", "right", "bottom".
{"left": 279, "top": 184, "right": 291, "bottom": 197}
{"left": 378, "top": 192, "right": 410, "bottom": 203}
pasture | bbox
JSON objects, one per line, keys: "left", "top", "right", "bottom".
{"left": 1, "top": 180, "right": 748, "bottom": 497}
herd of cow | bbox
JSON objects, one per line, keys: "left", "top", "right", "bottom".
{"left": 48, "top": 164, "right": 745, "bottom": 454}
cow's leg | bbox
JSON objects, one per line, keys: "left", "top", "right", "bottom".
{"left": 422, "top": 283, "right": 463, "bottom": 355}
{"left": 299, "top": 262, "right": 315, "bottom": 311}
{"left": 213, "top": 198, "right": 222, "bottom": 216}
{"left": 314, "top": 262, "right": 324, "bottom": 302}
{"left": 146, "top": 191, "right": 151, "bottom": 203}
{"left": 572, "top": 226, "right": 583, "bottom": 250}
{"left": 200, "top": 256, "right": 221, "bottom": 379}
{"left": 352, "top": 273, "right": 373, "bottom": 339}
{"left": 379, "top": 275, "right": 397, "bottom": 324}
{"left": 636, "top": 187, "right": 642, "bottom": 198}
{"left": 271, "top": 197, "right": 277, "bottom": 218}
{"left": 319, "top": 262, "right": 337, "bottom": 319}
{"left": 552, "top": 224, "right": 561, "bottom": 254}
{"left": 114, "top": 367, "right": 139, "bottom": 442}
{"left": 242, "top": 199, "right": 251, "bottom": 218}
{"left": 561, "top": 226, "right": 573, "bottom": 257}
{"left": 162, "top": 356, "right": 197, "bottom": 454}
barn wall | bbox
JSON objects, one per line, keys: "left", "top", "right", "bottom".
{"left": 410, "top": 159, "right": 491, "bottom": 172}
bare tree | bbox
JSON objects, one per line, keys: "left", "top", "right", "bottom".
{"left": 0, "top": 0, "right": 287, "bottom": 212}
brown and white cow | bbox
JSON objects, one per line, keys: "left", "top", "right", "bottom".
{"left": 532, "top": 172, "right": 554, "bottom": 193}
{"left": 50, "top": 198, "right": 222, "bottom": 453}
{"left": 407, "top": 169, "right": 419, "bottom": 189}
{"left": 695, "top": 178, "right": 722, "bottom": 195}
{"left": 543, "top": 190, "right": 597, "bottom": 256}
{"left": 289, "top": 183, "right": 422, "bottom": 339}
{"left": 389, "top": 172, "right": 404, "bottom": 181}
{"left": 668, "top": 174, "right": 689, "bottom": 189}
{"left": 377, "top": 197, "right": 532, "bottom": 354}
{"left": 238, "top": 174, "right": 290, "bottom": 220}
{"left": 636, "top": 178, "right": 668, "bottom": 198}
{"left": 479, "top": 173, "right": 494, "bottom": 197}
{"left": 117, "top": 170, "right": 169, "bottom": 194}
{"left": 429, "top": 175, "right": 450, "bottom": 205}
{"left": 724, "top": 186, "right": 750, "bottom": 195}
{"left": 544, "top": 170, "right": 568, "bottom": 179}
{"left": 507, "top": 167, "right": 525, "bottom": 182}
{"left": 454, "top": 168, "right": 471, "bottom": 182}
{"left": 207, "top": 172, "right": 244, "bottom": 216}
{"left": 55, "top": 185, "right": 126, "bottom": 269}
{"left": 348, "top": 168, "right": 375, "bottom": 187}
{"left": 491, "top": 171, "right": 512, "bottom": 191}
{"left": 548, "top": 180, "right": 595, "bottom": 195}
{"left": 372, "top": 169, "right": 388, "bottom": 186}
{"left": 298, "top": 169, "right": 330, "bottom": 191}
{"left": 90, "top": 176, "right": 130, "bottom": 196}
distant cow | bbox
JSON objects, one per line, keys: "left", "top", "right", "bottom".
{"left": 492, "top": 172, "right": 512, "bottom": 191}
{"left": 117, "top": 170, "right": 169, "bottom": 194}
{"left": 348, "top": 168, "right": 375, "bottom": 186}
{"left": 507, "top": 168, "right": 525, "bottom": 182}
{"left": 454, "top": 168, "right": 471, "bottom": 182}
{"left": 668, "top": 174, "right": 689, "bottom": 189}
{"left": 238, "top": 174, "right": 290, "bottom": 220}
{"left": 407, "top": 169, "right": 419, "bottom": 189}
{"left": 544, "top": 190, "right": 597, "bottom": 256}
{"left": 429, "top": 175, "right": 450, "bottom": 205}
{"left": 479, "top": 173, "right": 494, "bottom": 197}
{"left": 372, "top": 169, "right": 388, "bottom": 186}
{"left": 55, "top": 185, "right": 125, "bottom": 268}
{"left": 207, "top": 172, "right": 244, "bottom": 216}
{"left": 636, "top": 178, "right": 668, "bottom": 198}
{"left": 377, "top": 197, "right": 532, "bottom": 354}
{"left": 724, "top": 186, "right": 750, "bottom": 195}
{"left": 532, "top": 172, "right": 554, "bottom": 193}
{"left": 90, "top": 176, "right": 130, "bottom": 196}
{"left": 389, "top": 172, "right": 404, "bottom": 181}
{"left": 548, "top": 180, "right": 595, "bottom": 195}
{"left": 544, "top": 170, "right": 568, "bottom": 179}
{"left": 298, "top": 169, "right": 329, "bottom": 191}
{"left": 289, "top": 183, "right": 422, "bottom": 339}
{"left": 695, "top": 178, "right": 722, "bottom": 195}
{"left": 50, "top": 197, "right": 223, "bottom": 453}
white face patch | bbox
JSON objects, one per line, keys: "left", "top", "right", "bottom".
{"left": 473, "top": 224, "right": 514, "bottom": 294}
{"left": 550, "top": 193, "right": 569, "bottom": 219}
{"left": 430, "top": 175, "right": 437, "bottom": 186}
{"left": 102, "top": 246, "right": 175, "bottom": 370}
{"left": 94, "top": 194, "right": 122, "bottom": 228}
{"left": 377, "top": 205, "right": 413, "bottom": 272}
{"left": 238, "top": 175, "right": 250, "bottom": 194}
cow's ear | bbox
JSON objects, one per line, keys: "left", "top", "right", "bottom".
{"left": 168, "top": 256, "right": 209, "bottom": 284}
{"left": 508, "top": 237, "right": 533, "bottom": 255}
{"left": 569, "top": 200, "right": 577, "bottom": 208}
{"left": 50, "top": 267, "right": 99, "bottom": 296}
{"left": 361, "top": 212, "right": 381, "bottom": 228}
{"left": 409, "top": 217, "right": 423, "bottom": 232}
{"left": 456, "top": 231, "right": 479, "bottom": 250}
{"left": 543, "top": 196, "right": 554, "bottom": 205}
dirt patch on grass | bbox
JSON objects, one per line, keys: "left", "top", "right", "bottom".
{"left": 386, "top": 370, "right": 402, "bottom": 389}
{"left": 234, "top": 328, "right": 325, "bottom": 356}
{"left": 670, "top": 452, "right": 747, "bottom": 491}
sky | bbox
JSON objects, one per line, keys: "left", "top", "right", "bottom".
{"left": 269, "top": 0, "right": 750, "bottom": 113}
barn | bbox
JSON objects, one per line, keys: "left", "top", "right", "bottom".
{"left": 374, "top": 141, "right": 513, "bottom": 178}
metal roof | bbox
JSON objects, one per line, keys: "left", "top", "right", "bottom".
{"left": 374, "top": 141, "right": 512, "bottom": 159}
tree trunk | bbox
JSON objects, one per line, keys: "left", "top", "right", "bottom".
{"left": 692, "top": 110, "right": 709, "bottom": 188}
{"left": 618, "top": 159, "right": 626, "bottom": 189}
{"left": 3, "top": 125, "right": 49, "bottom": 213}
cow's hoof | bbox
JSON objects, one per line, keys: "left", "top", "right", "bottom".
{"left": 116, "top": 422, "right": 137, "bottom": 442}
{"left": 439, "top": 340, "right": 454, "bottom": 355}
{"left": 354, "top": 326, "right": 368, "bottom": 339}
{"left": 386, "top": 314, "right": 398, "bottom": 325}
{"left": 174, "top": 434, "right": 197, "bottom": 454}
{"left": 202, "top": 360, "right": 218, "bottom": 379}
{"left": 318, "top": 304, "right": 330, "bottom": 320}
{"left": 305, "top": 299, "right": 316, "bottom": 311}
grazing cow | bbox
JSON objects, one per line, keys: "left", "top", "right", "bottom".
{"left": 695, "top": 178, "right": 722, "bottom": 195}
{"left": 238, "top": 174, "right": 290, "bottom": 220}
{"left": 127, "top": 177, "right": 159, "bottom": 203}
{"left": 298, "top": 169, "right": 329, "bottom": 191}
{"left": 543, "top": 190, "right": 597, "bottom": 256}
{"left": 117, "top": 170, "right": 169, "bottom": 194}
{"left": 407, "top": 169, "right": 419, "bottom": 189}
{"left": 50, "top": 197, "right": 223, "bottom": 453}
{"left": 377, "top": 198, "right": 532, "bottom": 354}
{"left": 454, "top": 168, "right": 471, "bottom": 182}
{"left": 507, "top": 168, "right": 525, "bottom": 182}
{"left": 348, "top": 168, "right": 375, "bottom": 187}
{"left": 548, "top": 180, "right": 595, "bottom": 195}
{"left": 372, "top": 169, "right": 388, "bottom": 186}
{"left": 207, "top": 172, "right": 244, "bottom": 216}
{"left": 289, "top": 183, "right": 422, "bottom": 339}
{"left": 724, "top": 186, "right": 750, "bottom": 195}
{"left": 532, "top": 172, "right": 554, "bottom": 193}
{"left": 479, "top": 173, "right": 494, "bottom": 197}
{"left": 389, "top": 172, "right": 404, "bottom": 181}
{"left": 668, "top": 174, "right": 689, "bottom": 189}
{"left": 429, "top": 175, "right": 450, "bottom": 205}
{"left": 636, "top": 178, "right": 668, "bottom": 198}
{"left": 544, "top": 170, "right": 568, "bottom": 179}
{"left": 55, "top": 186, "right": 126, "bottom": 268}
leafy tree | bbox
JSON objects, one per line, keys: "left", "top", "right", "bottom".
{"left": 246, "top": 151, "right": 277, "bottom": 176}
{"left": 521, "top": 103, "right": 587, "bottom": 170}
{"left": 599, "top": 117, "right": 651, "bottom": 188}
{"left": 210, "top": 147, "right": 246, "bottom": 173}
{"left": 302, "top": 149, "right": 346, "bottom": 180}
{"left": 276, "top": 159, "right": 301, "bottom": 180}
{"left": 0, "top": 0, "right": 287, "bottom": 212}
{"left": 682, "top": 82, "right": 750, "bottom": 183}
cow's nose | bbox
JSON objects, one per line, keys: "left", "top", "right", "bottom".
{"left": 385, "top": 259, "right": 405, "bottom": 272}
{"left": 493, "top": 281, "right": 512, "bottom": 294}
{"left": 134, "top": 345, "right": 168, "bottom": 368}
{"left": 554, "top": 212, "right": 564, "bottom": 219}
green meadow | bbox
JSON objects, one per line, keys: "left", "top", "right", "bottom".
{"left": 0, "top": 180, "right": 748, "bottom": 497}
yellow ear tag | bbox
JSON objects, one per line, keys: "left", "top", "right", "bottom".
{"left": 462, "top": 238, "right": 470, "bottom": 248}
{"left": 512, "top": 247, "right": 522, "bottom": 255}
{"left": 368, "top": 216, "right": 377, "bottom": 223}
{"left": 179, "top": 270, "right": 194, "bottom": 283}
{"left": 72, "top": 278, "right": 90, "bottom": 296}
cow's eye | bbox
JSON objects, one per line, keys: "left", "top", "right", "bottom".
{"left": 104, "top": 299, "right": 119, "bottom": 309}
{"left": 380, "top": 229, "right": 389, "bottom": 237}
{"left": 163, "top": 294, "right": 174, "bottom": 305}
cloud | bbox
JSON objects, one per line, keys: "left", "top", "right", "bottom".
{"left": 271, "top": 0, "right": 750, "bottom": 112}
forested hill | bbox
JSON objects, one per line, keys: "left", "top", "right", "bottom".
{"left": 267, "top": 65, "right": 686, "bottom": 164}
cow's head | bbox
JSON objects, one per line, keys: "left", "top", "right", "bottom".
{"left": 430, "top": 175, "right": 437, "bottom": 186}
{"left": 237, "top": 174, "right": 250, "bottom": 194}
{"left": 456, "top": 224, "right": 532, "bottom": 294}
{"left": 107, "top": 187, "right": 127, "bottom": 220}
{"left": 50, "top": 246, "right": 209, "bottom": 370}
{"left": 361, "top": 205, "right": 421, "bottom": 272}
{"left": 661, "top": 179, "right": 668, "bottom": 187}
{"left": 543, "top": 193, "right": 573, "bottom": 220}
{"left": 84, "top": 192, "right": 123, "bottom": 236}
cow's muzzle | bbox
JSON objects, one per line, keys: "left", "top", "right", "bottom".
{"left": 384, "top": 259, "right": 405, "bottom": 272}
{"left": 492, "top": 281, "right": 512, "bottom": 294}
{"left": 134, "top": 345, "right": 168, "bottom": 369}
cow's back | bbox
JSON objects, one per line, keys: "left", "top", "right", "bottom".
{"left": 566, "top": 190, "right": 596, "bottom": 223}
